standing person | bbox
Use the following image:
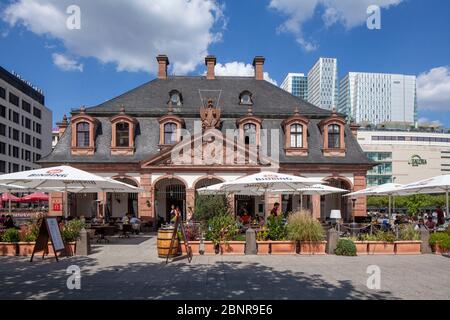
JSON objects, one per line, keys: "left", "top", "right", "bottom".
{"left": 270, "top": 202, "right": 280, "bottom": 217}
{"left": 169, "top": 204, "right": 177, "bottom": 222}
{"left": 436, "top": 206, "right": 445, "bottom": 225}
{"left": 4, "top": 215, "right": 15, "bottom": 229}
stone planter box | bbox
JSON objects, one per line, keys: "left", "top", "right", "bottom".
{"left": 47, "top": 242, "right": 77, "bottom": 257}
{"left": 299, "top": 241, "right": 327, "bottom": 255}
{"left": 0, "top": 243, "right": 18, "bottom": 256}
{"left": 353, "top": 241, "right": 369, "bottom": 255}
{"left": 395, "top": 241, "right": 422, "bottom": 255}
{"left": 270, "top": 241, "right": 296, "bottom": 255}
{"left": 180, "top": 241, "right": 200, "bottom": 256}
{"left": 220, "top": 241, "right": 246, "bottom": 255}
{"left": 17, "top": 242, "right": 35, "bottom": 256}
{"left": 202, "top": 241, "right": 217, "bottom": 255}
{"left": 367, "top": 241, "right": 395, "bottom": 255}
{"left": 257, "top": 241, "right": 271, "bottom": 254}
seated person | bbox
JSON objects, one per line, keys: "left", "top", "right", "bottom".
{"left": 122, "top": 213, "right": 132, "bottom": 224}
{"left": 425, "top": 216, "right": 436, "bottom": 230}
{"left": 130, "top": 216, "right": 141, "bottom": 234}
{"left": 240, "top": 213, "right": 251, "bottom": 224}
{"left": 3, "top": 215, "right": 15, "bottom": 229}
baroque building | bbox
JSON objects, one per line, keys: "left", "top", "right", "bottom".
{"left": 41, "top": 55, "right": 373, "bottom": 225}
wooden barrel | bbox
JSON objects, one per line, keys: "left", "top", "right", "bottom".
{"left": 157, "top": 228, "right": 179, "bottom": 258}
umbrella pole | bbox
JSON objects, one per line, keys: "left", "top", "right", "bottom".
{"left": 300, "top": 193, "right": 303, "bottom": 211}
{"left": 8, "top": 189, "right": 12, "bottom": 215}
{"left": 64, "top": 184, "right": 68, "bottom": 219}
{"left": 446, "top": 190, "right": 449, "bottom": 219}
{"left": 388, "top": 195, "right": 392, "bottom": 221}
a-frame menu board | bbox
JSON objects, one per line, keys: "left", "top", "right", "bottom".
{"left": 30, "top": 217, "right": 66, "bottom": 262}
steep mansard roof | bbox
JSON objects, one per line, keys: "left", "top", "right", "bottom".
{"left": 41, "top": 76, "right": 373, "bottom": 165}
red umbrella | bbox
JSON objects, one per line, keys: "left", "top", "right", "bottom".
{"left": 20, "top": 192, "right": 49, "bottom": 202}
{"left": 1, "top": 193, "right": 21, "bottom": 202}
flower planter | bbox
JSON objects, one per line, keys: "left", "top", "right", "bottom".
{"left": 270, "top": 241, "right": 296, "bottom": 255}
{"left": 0, "top": 243, "right": 18, "bottom": 256}
{"left": 257, "top": 241, "right": 271, "bottom": 254}
{"left": 433, "top": 244, "right": 450, "bottom": 255}
{"left": 17, "top": 242, "right": 35, "bottom": 256}
{"left": 180, "top": 241, "right": 200, "bottom": 256}
{"left": 299, "top": 241, "right": 327, "bottom": 255}
{"left": 201, "top": 241, "right": 217, "bottom": 255}
{"left": 353, "top": 241, "right": 369, "bottom": 255}
{"left": 394, "top": 241, "right": 422, "bottom": 255}
{"left": 367, "top": 241, "right": 395, "bottom": 255}
{"left": 220, "top": 241, "right": 245, "bottom": 255}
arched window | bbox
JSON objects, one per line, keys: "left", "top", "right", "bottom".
{"left": 290, "top": 124, "right": 303, "bottom": 148}
{"left": 169, "top": 90, "right": 182, "bottom": 106}
{"left": 164, "top": 122, "right": 177, "bottom": 145}
{"left": 239, "top": 91, "right": 253, "bottom": 105}
{"left": 243, "top": 123, "right": 257, "bottom": 145}
{"left": 328, "top": 124, "right": 341, "bottom": 149}
{"left": 76, "top": 122, "right": 90, "bottom": 147}
{"left": 116, "top": 122, "right": 130, "bottom": 147}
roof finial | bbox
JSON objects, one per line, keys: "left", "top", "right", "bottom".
{"left": 62, "top": 114, "right": 68, "bottom": 124}
{"left": 80, "top": 105, "right": 86, "bottom": 113}
{"left": 168, "top": 100, "right": 174, "bottom": 115}
{"left": 294, "top": 106, "right": 300, "bottom": 116}
{"left": 120, "top": 105, "right": 125, "bottom": 114}
{"left": 247, "top": 105, "right": 253, "bottom": 116}
{"left": 332, "top": 107, "right": 337, "bottom": 116}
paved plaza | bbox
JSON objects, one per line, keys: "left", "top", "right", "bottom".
{"left": 0, "top": 234, "right": 449, "bottom": 300}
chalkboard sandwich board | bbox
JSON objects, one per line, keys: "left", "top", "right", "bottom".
{"left": 30, "top": 217, "right": 66, "bottom": 262}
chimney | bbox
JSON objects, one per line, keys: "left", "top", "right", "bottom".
{"left": 205, "top": 55, "right": 216, "bottom": 80}
{"left": 56, "top": 114, "right": 68, "bottom": 138}
{"left": 350, "top": 122, "right": 360, "bottom": 138}
{"left": 253, "top": 56, "right": 265, "bottom": 80}
{"left": 156, "top": 55, "right": 169, "bottom": 79}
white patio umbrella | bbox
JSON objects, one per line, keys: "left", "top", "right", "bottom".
{"left": 399, "top": 175, "right": 450, "bottom": 217}
{"left": 0, "top": 184, "right": 26, "bottom": 214}
{"left": 197, "top": 182, "right": 262, "bottom": 196}
{"left": 345, "top": 183, "right": 405, "bottom": 219}
{"left": 217, "top": 172, "right": 322, "bottom": 217}
{"left": 271, "top": 184, "right": 349, "bottom": 210}
{"left": 0, "top": 166, "right": 141, "bottom": 217}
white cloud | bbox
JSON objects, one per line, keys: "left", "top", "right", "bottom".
{"left": 418, "top": 117, "right": 443, "bottom": 128}
{"left": 269, "top": 0, "right": 403, "bottom": 51}
{"left": 2, "top": 0, "right": 224, "bottom": 74}
{"left": 417, "top": 66, "right": 450, "bottom": 111}
{"left": 52, "top": 53, "right": 83, "bottom": 72}
{"left": 214, "top": 62, "right": 278, "bottom": 85}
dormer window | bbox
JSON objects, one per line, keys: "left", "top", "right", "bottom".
{"left": 110, "top": 108, "right": 138, "bottom": 156}
{"left": 71, "top": 108, "right": 98, "bottom": 156}
{"left": 116, "top": 122, "right": 130, "bottom": 147}
{"left": 290, "top": 124, "right": 303, "bottom": 148}
{"left": 164, "top": 122, "right": 177, "bottom": 145}
{"left": 239, "top": 91, "right": 253, "bottom": 105}
{"left": 169, "top": 90, "right": 182, "bottom": 106}
{"left": 76, "top": 122, "right": 90, "bottom": 147}
{"left": 328, "top": 124, "right": 341, "bottom": 149}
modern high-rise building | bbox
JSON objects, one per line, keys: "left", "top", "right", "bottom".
{"left": 307, "top": 58, "right": 339, "bottom": 111}
{"left": 0, "top": 66, "right": 52, "bottom": 174}
{"left": 338, "top": 72, "right": 417, "bottom": 125}
{"left": 280, "top": 73, "right": 308, "bottom": 101}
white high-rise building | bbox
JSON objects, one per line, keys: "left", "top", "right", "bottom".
{"left": 307, "top": 58, "right": 338, "bottom": 111}
{"left": 280, "top": 73, "right": 308, "bottom": 101}
{"left": 338, "top": 72, "right": 417, "bottom": 125}
{"left": 0, "top": 66, "right": 52, "bottom": 174}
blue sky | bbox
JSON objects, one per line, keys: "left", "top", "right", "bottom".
{"left": 0, "top": 0, "right": 449, "bottom": 127}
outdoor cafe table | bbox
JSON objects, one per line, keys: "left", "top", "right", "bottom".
{"left": 91, "top": 225, "right": 118, "bottom": 243}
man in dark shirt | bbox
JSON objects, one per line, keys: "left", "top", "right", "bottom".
{"left": 436, "top": 206, "right": 445, "bottom": 225}
{"left": 270, "top": 202, "right": 280, "bottom": 217}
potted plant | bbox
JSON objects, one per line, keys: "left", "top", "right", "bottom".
{"left": 205, "top": 214, "right": 242, "bottom": 255}
{"left": 351, "top": 236, "right": 369, "bottom": 255}
{"left": 179, "top": 223, "right": 202, "bottom": 256}
{"left": 286, "top": 210, "right": 326, "bottom": 255}
{"left": 267, "top": 216, "right": 295, "bottom": 254}
{"left": 18, "top": 223, "right": 39, "bottom": 256}
{"left": 0, "top": 228, "right": 20, "bottom": 256}
{"left": 429, "top": 232, "right": 450, "bottom": 255}
{"left": 59, "top": 220, "right": 85, "bottom": 256}
{"left": 335, "top": 239, "right": 357, "bottom": 256}
{"left": 366, "top": 231, "right": 396, "bottom": 255}
{"left": 395, "top": 224, "right": 422, "bottom": 255}
{"left": 256, "top": 226, "right": 271, "bottom": 254}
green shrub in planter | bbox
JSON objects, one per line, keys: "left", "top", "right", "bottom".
{"left": 267, "top": 215, "right": 287, "bottom": 241}
{"left": 429, "top": 232, "right": 450, "bottom": 249}
{"left": 374, "top": 231, "right": 396, "bottom": 242}
{"left": 399, "top": 224, "right": 420, "bottom": 241}
{"left": 20, "top": 223, "right": 39, "bottom": 242}
{"left": 61, "top": 219, "right": 85, "bottom": 242}
{"left": 2, "top": 228, "right": 20, "bottom": 243}
{"left": 335, "top": 239, "right": 357, "bottom": 256}
{"left": 286, "top": 210, "right": 324, "bottom": 242}
{"left": 205, "top": 214, "right": 238, "bottom": 246}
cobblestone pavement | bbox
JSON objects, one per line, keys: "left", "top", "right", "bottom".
{"left": 1, "top": 234, "right": 449, "bottom": 300}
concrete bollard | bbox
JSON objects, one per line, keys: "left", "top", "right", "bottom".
{"left": 76, "top": 228, "right": 91, "bottom": 256}
{"left": 245, "top": 228, "right": 257, "bottom": 255}
{"left": 420, "top": 229, "right": 432, "bottom": 254}
{"left": 326, "top": 228, "right": 339, "bottom": 254}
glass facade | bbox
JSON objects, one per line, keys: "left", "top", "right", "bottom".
{"left": 365, "top": 152, "right": 393, "bottom": 186}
